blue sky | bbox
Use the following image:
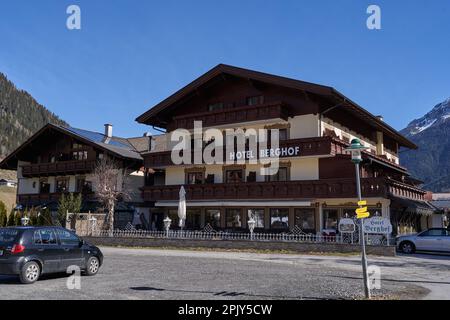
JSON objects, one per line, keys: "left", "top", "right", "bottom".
{"left": 0, "top": 0, "right": 449, "bottom": 137}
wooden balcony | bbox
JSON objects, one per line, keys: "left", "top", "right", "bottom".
{"left": 21, "top": 160, "right": 96, "bottom": 177}
{"left": 166, "top": 102, "right": 290, "bottom": 131}
{"left": 17, "top": 192, "right": 95, "bottom": 205}
{"left": 142, "top": 178, "right": 426, "bottom": 202}
{"left": 143, "top": 136, "right": 347, "bottom": 168}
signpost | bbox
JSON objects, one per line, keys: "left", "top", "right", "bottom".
{"left": 345, "top": 138, "right": 371, "bottom": 299}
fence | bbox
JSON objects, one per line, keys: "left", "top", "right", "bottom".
{"left": 82, "top": 228, "right": 391, "bottom": 246}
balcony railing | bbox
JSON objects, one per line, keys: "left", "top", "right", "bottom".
{"left": 166, "top": 101, "right": 290, "bottom": 131}
{"left": 142, "top": 178, "right": 426, "bottom": 202}
{"left": 143, "top": 178, "right": 386, "bottom": 201}
{"left": 386, "top": 178, "right": 427, "bottom": 201}
{"left": 17, "top": 192, "right": 95, "bottom": 205}
{"left": 21, "top": 160, "right": 96, "bottom": 177}
{"left": 143, "top": 136, "right": 347, "bottom": 168}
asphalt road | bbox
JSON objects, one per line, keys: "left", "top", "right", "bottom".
{"left": 1, "top": 247, "right": 449, "bottom": 300}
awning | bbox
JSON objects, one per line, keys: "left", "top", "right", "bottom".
{"left": 389, "top": 196, "right": 439, "bottom": 216}
{"left": 155, "top": 200, "right": 312, "bottom": 207}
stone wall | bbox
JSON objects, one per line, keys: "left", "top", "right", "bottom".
{"left": 83, "top": 236, "right": 396, "bottom": 257}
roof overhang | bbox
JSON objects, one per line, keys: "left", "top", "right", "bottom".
{"left": 389, "top": 195, "right": 439, "bottom": 216}
{"left": 135, "top": 64, "right": 417, "bottom": 150}
{"left": 0, "top": 123, "right": 142, "bottom": 170}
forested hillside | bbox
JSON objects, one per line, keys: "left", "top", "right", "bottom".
{"left": 0, "top": 72, "right": 68, "bottom": 159}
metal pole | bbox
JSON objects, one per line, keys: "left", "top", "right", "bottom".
{"left": 355, "top": 162, "right": 371, "bottom": 299}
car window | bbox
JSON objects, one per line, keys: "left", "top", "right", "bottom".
{"left": 420, "top": 229, "right": 446, "bottom": 237}
{"left": 56, "top": 229, "right": 80, "bottom": 246}
{"left": 0, "top": 228, "right": 19, "bottom": 245}
{"left": 33, "top": 229, "right": 57, "bottom": 245}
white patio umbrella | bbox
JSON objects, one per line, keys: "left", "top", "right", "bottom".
{"left": 178, "top": 186, "right": 186, "bottom": 229}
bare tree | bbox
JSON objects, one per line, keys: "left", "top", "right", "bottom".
{"left": 91, "top": 158, "right": 130, "bottom": 233}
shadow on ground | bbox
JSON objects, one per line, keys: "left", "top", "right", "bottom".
{"left": 129, "top": 286, "right": 342, "bottom": 300}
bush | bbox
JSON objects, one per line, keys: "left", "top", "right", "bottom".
{"left": 0, "top": 201, "right": 7, "bottom": 227}
{"left": 37, "top": 208, "right": 52, "bottom": 226}
{"left": 58, "top": 193, "right": 82, "bottom": 226}
{"left": 7, "top": 209, "right": 15, "bottom": 226}
{"left": 14, "top": 211, "right": 22, "bottom": 226}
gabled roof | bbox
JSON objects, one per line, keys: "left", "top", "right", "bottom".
{"left": 135, "top": 64, "right": 417, "bottom": 149}
{"left": 0, "top": 123, "right": 142, "bottom": 170}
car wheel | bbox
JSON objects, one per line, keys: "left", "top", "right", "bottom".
{"left": 400, "top": 241, "right": 415, "bottom": 254}
{"left": 19, "top": 261, "right": 41, "bottom": 284}
{"left": 85, "top": 257, "right": 100, "bottom": 276}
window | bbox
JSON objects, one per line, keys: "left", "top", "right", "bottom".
{"left": 76, "top": 177, "right": 92, "bottom": 193}
{"left": 186, "top": 209, "right": 201, "bottom": 229}
{"left": 56, "top": 229, "right": 80, "bottom": 246}
{"left": 56, "top": 178, "right": 69, "bottom": 193}
{"left": 39, "top": 180, "right": 50, "bottom": 194}
{"left": 279, "top": 128, "right": 288, "bottom": 141}
{"left": 246, "top": 95, "right": 264, "bottom": 106}
{"left": 48, "top": 154, "right": 56, "bottom": 163}
{"left": 247, "top": 209, "right": 265, "bottom": 229}
{"left": 72, "top": 151, "right": 88, "bottom": 160}
{"left": 205, "top": 209, "right": 221, "bottom": 228}
{"left": 0, "top": 229, "right": 19, "bottom": 244}
{"left": 270, "top": 208, "right": 289, "bottom": 229}
{"left": 97, "top": 152, "right": 104, "bottom": 160}
{"left": 33, "top": 229, "right": 57, "bottom": 245}
{"left": 342, "top": 208, "right": 356, "bottom": 218}
{"left": 267, "top": 167, "right": 288, "bottom": 182}
{"left": 323, "top": 209, "right": 338, "bottom": 230}
{"left": 186, "top": 171, "right": 204, "bottom": 184}
{"left": 294, "top": 209, "right": 315, "bottom": 233}
{"left": 225, "top": 209, "right": 242, "bottom": 228}
{"left": 225, "top": 169, "right": 244, "bottom": 183}
{"left": 419, "top": 229, "right": 448, "bottom": 237}
{"left": 208, "top": 102, "right": 224, "bottom": 112}
{"left": 72, "top": 142, "right": 85, "bottom": 149}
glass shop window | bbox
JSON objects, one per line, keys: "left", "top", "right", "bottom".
{"left": 270, "top": 208, "right": 289, "bottom": 230}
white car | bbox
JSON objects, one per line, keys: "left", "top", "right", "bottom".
{"left": 396, "top": 228, "right": 450, "bottom": 254}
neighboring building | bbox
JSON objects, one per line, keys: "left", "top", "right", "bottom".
{"left": 136, "top": 64, "right": 440, "bottom": 235}
{"left": 0, "top": 178, "right": 17, "bottom": 187}
{"left": 429, "top": 193, "right": 450, "bottom": 228}
{"left": 0, "top": 123, "right": 149, "bottom": 228}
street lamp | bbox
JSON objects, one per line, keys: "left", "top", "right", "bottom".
{"left": 163, "top": 216, "right": 172, "bottom": 237}
{"left": 345, "top": 138, "right": 371, "bottom": 299}
{"left": 248, "top": 218, "right": 256, "bottom": 240}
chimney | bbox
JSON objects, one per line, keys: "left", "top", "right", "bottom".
{"left": 104, "top": 124, "right": 113, "bottom": 138}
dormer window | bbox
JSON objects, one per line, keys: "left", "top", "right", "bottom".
{"left": 246, "top": 95, "right": 264, "bottom": 106}
{"left": 208, "top": 102, "right": 224, "bottom": 112}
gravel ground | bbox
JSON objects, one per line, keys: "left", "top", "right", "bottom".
{"left": 1, "top": 247, "right": 446, "bottom": 300}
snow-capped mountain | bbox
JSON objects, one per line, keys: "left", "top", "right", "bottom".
{"left": 400, "top": 97, "right": 450, "bottom": 192}
{"left": 404, "top": 97, "right": 450, "bottom": 136}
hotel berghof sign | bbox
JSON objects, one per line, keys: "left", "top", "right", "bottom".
{"left": 229, "top": 146, "right": 300, "bottom": 161}
{"left": 363, "top": 216, "right": 392, "bottom": 234}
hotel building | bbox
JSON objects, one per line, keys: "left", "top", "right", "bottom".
{"left": 0, "top": 64, "right": 440, "bottom": 235}
{"left": 135, "top": 64, "right": 439, "bottom": 235}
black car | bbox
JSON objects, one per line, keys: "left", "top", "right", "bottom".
{"left": 0, "top": 226, "right": 103, "bottom": 284}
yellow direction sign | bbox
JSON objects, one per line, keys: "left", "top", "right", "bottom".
{"left": 356, "top": 204, "right": 370, "bottom": 219}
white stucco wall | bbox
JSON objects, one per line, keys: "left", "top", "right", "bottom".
{"left": 289, "top": 114, "right": 320, "bottom": 139}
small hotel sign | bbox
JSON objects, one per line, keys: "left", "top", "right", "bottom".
{"left": 363, "top": 217, "right": 392, "bottom": 234}
{"left": 229, "top": 146, "right": 300, "bottom": 161}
